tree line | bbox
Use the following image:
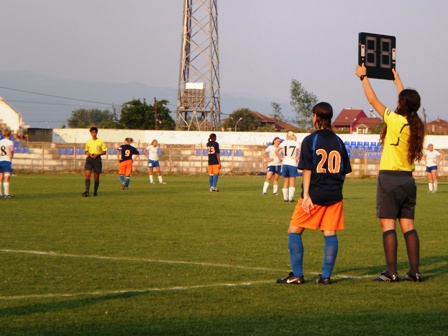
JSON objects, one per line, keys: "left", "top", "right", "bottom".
{"left": 66, "top": 79, "right": 320, "bottom": 132}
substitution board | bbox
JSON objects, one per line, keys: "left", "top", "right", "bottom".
{"left": 358, "top": 32, "right": 396, "bottom": 80}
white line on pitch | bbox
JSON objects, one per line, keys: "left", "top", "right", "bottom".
{"left": 0, "top": 280, "right": 274, "bottom": 300}
{"left": 0, "top": 248, "right": 288, "bottom": 272}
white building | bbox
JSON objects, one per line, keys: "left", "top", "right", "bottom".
{"left": 0, "top": 96, "right": 25, "bottom": 135}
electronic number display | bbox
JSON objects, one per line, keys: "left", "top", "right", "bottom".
{"left": 358, "top": 32, "right": 396, "bottom": 80}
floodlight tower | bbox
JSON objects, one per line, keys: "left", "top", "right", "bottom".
{"left": 176, "top": 0, "right": 221, "bottom": 131}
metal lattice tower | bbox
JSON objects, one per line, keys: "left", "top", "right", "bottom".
{"left": 176, "top": 0, "right": 221, "bottom": 131}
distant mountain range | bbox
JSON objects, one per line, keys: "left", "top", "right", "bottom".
{"left": 0, "top": 71, "right": 292, "bottom": 128}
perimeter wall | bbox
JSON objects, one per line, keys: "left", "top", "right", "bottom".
{"left": 11, "top": 129, "right": 448, "bottom": 178}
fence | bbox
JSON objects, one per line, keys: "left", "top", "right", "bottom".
{"left": 11, "top": 141, "right": 447, "bottom": 178}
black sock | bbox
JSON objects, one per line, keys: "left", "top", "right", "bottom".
{"left": 383, "top": 230, "right": 397, "bottom": 276}
{"left": 85, "top": 179, "right": 90, "bottom": 193}
{"left": 94, "top": 180, "right": 99, "bottom": 194}
{"left": 404, "top": 229, "right": 420, "bottom": 274}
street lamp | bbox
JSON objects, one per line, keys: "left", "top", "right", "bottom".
{"left": 369, "top": 109, "right": 375, "bottom": 118}
{"left": 235, "top": 117, "right": 243, "bottom": 132}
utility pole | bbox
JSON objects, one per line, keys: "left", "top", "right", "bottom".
{"left": 176, "top": 0, "right": 221, "bottom": 131}
{"left": 154, "top": 97, "right": 158, "bottom": 130}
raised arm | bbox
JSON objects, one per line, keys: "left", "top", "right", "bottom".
{"left": 356, "top": 64, "right": 386, "bottom": 118}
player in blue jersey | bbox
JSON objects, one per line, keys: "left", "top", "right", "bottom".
{"left": 277, "top": 102, "right": 352, "bottom": 285}
{"left": 207, "top": 133, "right": 221, "bottom": 192}
{"left": 117, "top": 137, "right": 140, "bottom": 190}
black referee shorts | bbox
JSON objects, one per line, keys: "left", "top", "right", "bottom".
{"left": 376, "top": 171, "right": 416, "bottom": 219}
{"left": 84, "top": 156, "right": 102, "bottom": 174}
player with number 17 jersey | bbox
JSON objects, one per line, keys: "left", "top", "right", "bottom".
{"left": 298, "top": 129, "right": 351, "bottom": 206}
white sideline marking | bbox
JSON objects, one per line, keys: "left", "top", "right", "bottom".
{"left": 0, "top": 248, "right": 288, "bottom": 272}
{"left": 0, "top": 248, "right": 373, "bottom": 301}
{"left": 0, "top": 281, "right": 274, "bottom": 300}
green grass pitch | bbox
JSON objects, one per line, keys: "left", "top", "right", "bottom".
{"left": 0, "top": 174, "right": 447, "bottom": 335}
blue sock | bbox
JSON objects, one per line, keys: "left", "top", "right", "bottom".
{"left": 212, "top": 174, "right": 219, "bottom": 188}
{"left": 322, "top": 235, "right": 338, "bottom": 279}
{"left": 119, "top": 175, "right": 125, "bottom": 184}
{"left": 209, "top": 175, "right": 213, "bottom": 188}
{"left": 125, "top": 176, "right": 130, "bottom": 187}
{"left": 288, "top": 233, "right": 304, "bottom": 277}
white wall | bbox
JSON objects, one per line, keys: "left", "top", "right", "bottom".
{"left": 52, "top": 128, "right": 448, "bottom": 149}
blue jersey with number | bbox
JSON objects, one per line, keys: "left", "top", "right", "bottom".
{"left": 207, "top": 141, "right": 220, "bottom": 165}
{"left": 298, "top": 129, "right": 352, "bottom": 206}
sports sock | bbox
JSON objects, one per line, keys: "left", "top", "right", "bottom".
{"left": 288, "top": 233, "right": 304, "bottom": 277}
{"left": 209, "top": 175, "right": 213, "bottom": 188}
{"left": 119, "top": 175, "right": 125, "bottom": 184}
{"left": 273, "top": 184, "right": 278, "bottom": 194}
{"left": 0, "top": 182, "right": 3, "bottom": 195}
{"left": 282, "top": 188, "right": 288, "bottom": 200}
{"left": 263, "top": 182, "right": 269, "bottom": 193}
{"left": 85, "top": 179, "right": 91, "bottom": 193}
{"left": 383, "top": 229, "right": 398, "bottom": 276}
{"left": 3, "top": 182, "right": 9, "bottom": 195}
{"left": 428, "top": 183, "right": 434, "bottom": 192}
{"left": 288, "top": 187, "right": 295, "bottom": 200}
{"left": 434, "top": 182, "right": 438, "bottom": 192}
{"left": 125, "top": 176, "right": 130, "bottom": 187}
{"left": 322, "top": 235, "right": 338, "bottom": 279}
{"left": 94, "top": 180, "right": 99, "bottom": 194}
{"left": 158, "top": 175, "right": 164, "bottom": 183}
{"left": 212, "top": 174, "right": 219, "bottom": 188}
{"left": 149, "top": 175, "right": 154, "bottom": 183}
{"left": 404, "top": 229, "right": 420, "bottom": 275}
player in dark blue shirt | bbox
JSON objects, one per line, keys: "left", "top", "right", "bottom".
{"left": 207, "top": 133, "right": 221, "bottom": 192}
{"left": 117, "top": 138, "right": 140, "bottom": 190}
{"left": 277, "top": 102, "right": 352, "bottom": 285}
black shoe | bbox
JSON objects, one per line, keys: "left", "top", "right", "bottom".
{"left": 93, "top": 192, "right": 98, "bottom": 197}
{"left": 82, "top": 192, "right": 90, "bottom": 197}
{"left": 373, "top": 272, "right": 399, "bottom": 282}
{"left": 276, "top": 272, "right": 305, "bottom": 284}
{"left": 402, "top": 272, "right": 422, "bottom": 282}
{"left": 315, "top": 274, "right": 332, "bottom": 285}
{"left": 284, "top": 199, "right": 289, "bottom": 202}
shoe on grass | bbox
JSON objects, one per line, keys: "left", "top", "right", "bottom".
{"left": 276, "top": 272, "right": 305, "bottom": 284}
{"left": 373, "top": 272, "right": 399, "bottom": 282}
{"left": 315, "top": 274, "right": 332, "bottom": 285}
{"left": 402, "top": 272, "right": 422, "bottom": 282}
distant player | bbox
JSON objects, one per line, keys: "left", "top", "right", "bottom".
{"left": 82, "top": 127, "right": 107, "bottom": 197}
{"left": 423, "top": 143, "right": 443, "bottom": 193}
{"left": 277, "top": 102, "right": 352, "bottom": 285}
{"left": 0, "top": 128, "right": 15, "bottom": 198}
{"left": 207, "top": 133, "right": 220, "bottom": 192}
{"left": 262, "top": 137, "right": 282, "bottom": 195}
{"left": 144, "top": 139, "right": 166, "bottom": 184}
{"left": 276, "top": 131, "right": 300, "bottom": 202}
{"left": 117, "top": 137, "right": 140, "bottom": 190}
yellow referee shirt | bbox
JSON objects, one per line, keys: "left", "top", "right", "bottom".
{"left": 85, "top": 138, "right": 107, "bottom": 155}
{"left": 379, "top": 108, "right": 414, "bottom": 172}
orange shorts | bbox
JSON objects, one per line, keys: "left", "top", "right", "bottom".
{"left": 208, "top": 164, "right": 220, "bottom": 175}
{"left": 290, "top": 198, "right": 344, "bottom": 231}
{"left": 118, "top": 160, "right": 133, "bottom": 175}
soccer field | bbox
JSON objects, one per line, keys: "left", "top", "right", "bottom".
{"left": 1, "top": 174, "right": 447, "bottom": 335}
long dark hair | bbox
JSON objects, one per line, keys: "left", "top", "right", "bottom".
{"left": 312, "top": 102, "right": 333, "bottom": 130}
{"left": 208, "top": 133, "right": 217, "bottom": 142}
{"left": 380, "top": 89, "right": 424, "bottom": 163}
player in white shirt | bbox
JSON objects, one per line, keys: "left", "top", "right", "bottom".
{"left": 262, "top": 137, "right": 282, "bottom": 195}
{"left": 144, "top": 139, "right": 166, "bottom": 184}
{"left": 0, "top": 128, "right": 15, "bottom": 197}
{"left": 423, "top": 143, "right": 443, "bottom": 192}
{"left": 276, "top": 131, "right": 300, "bottom": 202}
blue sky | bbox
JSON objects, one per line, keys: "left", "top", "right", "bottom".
{"left": 1, "top": 0, "right": 447, "bottom": 127}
